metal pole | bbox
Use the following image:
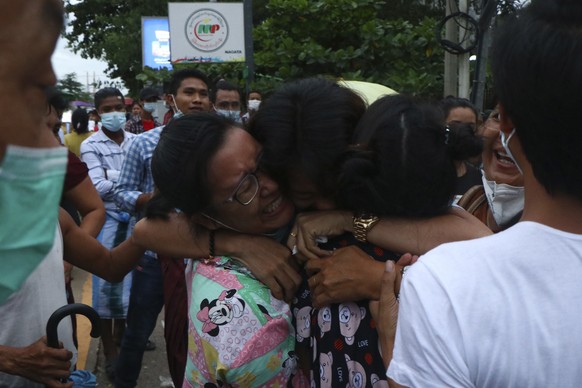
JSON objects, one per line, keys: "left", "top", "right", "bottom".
{"left": 444, "top": 0, "right": 459, "bottom": 97}
{"left": 243, "top": 0, "right": 255, "bottom": 93}
{"left": 458, "top": 0, "right": 470, "bottom": 98}
{"left": 470, "top": 0, "right": 498, "bottom": 111}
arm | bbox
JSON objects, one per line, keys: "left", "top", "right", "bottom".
{"left": 63, "top": 175, "right": 105, "bottom": 237}
{"left": 59, "top": 208, "right": 144, "bottom": 282}
{"left": 133, "top": 213, "right": 302, "bottom": 302}
{"left": 114, "top": 140, "right": 148, "bottom": 214}
{"left": 79, "top": 142, "right": 116, "bottom": 202}
{"left": 0, "top": 338, "right": 73, "bottom": 387}
{"left": 292, "top": 208, "right": 492, "bottom": 260}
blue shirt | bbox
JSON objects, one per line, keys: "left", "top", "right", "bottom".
{"left": 114, "top": 126, "right": 164, "bottom": 215}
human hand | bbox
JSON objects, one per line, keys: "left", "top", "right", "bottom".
{"left": 369, "top": 261, "right": 399, "bottom": 368}
{"left": 394, "top": 253, "right": 419, "bottom": 297}
{"left": 287, "top": 210, "right": 353, "bottom": 261}
{"left": 233, "top": 235, "right": 302, "bottom": 303}
{"left": 305, "top": 245, "right": 383, "bottom": 307}
{"left": 7, "top": 337, "right": 73, "bottom": 387}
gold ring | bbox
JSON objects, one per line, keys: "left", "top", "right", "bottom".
{"left": 290, "top": 231, "right": 297, "bottom": 238}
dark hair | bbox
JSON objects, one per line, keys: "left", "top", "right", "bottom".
{"left": 145, "top": 113, "right": 236, "bottom": 220}
{"left": 492, "top": 0, "right": 582, "bottom": 198}
{"left": 211, "top": 80, "right": 240, "bottom": 103}
{"left": 248, "top": 77, "right": 366, "bottom": 197}
{"left": 336, "top": 95, "right": 469, "bottom": 217}
{"left": 167, "top": 68, "right": 211, "bottom": 96}
{"left": 94, "top": 87, "right": 124, "bottom": 110}
{"left": 247, "top": 90, "right": 262, "bottom": 99}
{"left": 440, "top": 96, "right": 478, "bottom": 124}
{"left": 71, "top": 108, "right": 89, "bottom": 134}
{"left": 46, "top": 87, "right": 68, "bottom": 116}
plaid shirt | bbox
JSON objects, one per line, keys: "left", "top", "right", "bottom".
{"left": 124, "top": 117, "right": 162, "bottom": 135}
{"left": 114, "top": 125, "right": 164, "bottom": 215}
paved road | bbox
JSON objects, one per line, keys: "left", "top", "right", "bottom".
{"left": 71, "top": 268, "right": 174, "bottom": 387}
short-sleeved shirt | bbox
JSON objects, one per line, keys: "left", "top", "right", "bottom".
{"left": 389, "top": 222, "right": 582, "bottom": 387}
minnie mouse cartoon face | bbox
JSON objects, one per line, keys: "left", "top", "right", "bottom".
{"left": 196, "top": 289, "right": 246, "bottom": 337}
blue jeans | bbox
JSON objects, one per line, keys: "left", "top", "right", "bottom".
{"left": 114, "top": 254, "right": 164, "bottom": 388}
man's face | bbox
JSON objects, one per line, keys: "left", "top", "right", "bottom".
{"left": 0, "top": 0, "right": 63, "bottom": 153}
{"left": 206, "top": 128, "right": 295, "bottom": 234}
{"left": 248, "top": 92, "right": 262, "bottom": 102}
{"left": 215, "top": 89, "right": 242, "bottom": 112}
{"left": 97, "top": 96, "right": 126, "bottom": 116}
{"left": 173, "top": 77, "right": 210, "bottom": 114}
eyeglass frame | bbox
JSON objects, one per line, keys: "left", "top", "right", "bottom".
{"left": 222, "top": 153, "right": 263, "bottom": 206}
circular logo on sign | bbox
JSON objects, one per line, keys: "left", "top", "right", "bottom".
{"left": 185, "top": 9, "right": 229, "bottom": 52}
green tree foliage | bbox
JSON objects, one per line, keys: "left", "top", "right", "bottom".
{"left": 56, "top": 73, "right": 92, "bottom": 103}
{"left": 65, "top": 0, "right": 484, "bottom": 98}
{"left": 254, "top": 0, "right": 445, "bottom": 97}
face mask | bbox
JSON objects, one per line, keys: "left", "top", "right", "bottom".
{"left": 100, "top": 111, "right": 126, "bottom": 132}
{"left": 481, "top": 172, "right": 524, "bottom": 227}
{"left": 499, "top": 128, "right": 523, "bottom": 175}
{"left": 171, "top": 95, "right": 184, "bottom": 119}
{"left": 143, "top": 102, "right": 157, "bottom": 113}
{"left": 247, "top": 100, "right": 261, "bottom": 111}
{"left": 216, "top": 109, "right": 242, "bottom": 123}
{"left": 0, "top": 145, "right": 67, "bottom": 303}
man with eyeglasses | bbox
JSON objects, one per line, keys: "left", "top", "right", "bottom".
{"left": 211, "top": 79, "right": 243, "bottom": 123}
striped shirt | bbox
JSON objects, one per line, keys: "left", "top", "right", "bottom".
{"left": 80, "top": 130, "right": 136, "bottom": 211}
{"left": 114, "top": 125, "right": 164, "bottom": 215}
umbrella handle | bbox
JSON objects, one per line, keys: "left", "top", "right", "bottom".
{"left": 46, "top": 303, "right": 101, "bottom": 348}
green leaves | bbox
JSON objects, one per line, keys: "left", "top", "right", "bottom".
{"left": 65, "top": 0, "right": 446, "bottom": 98}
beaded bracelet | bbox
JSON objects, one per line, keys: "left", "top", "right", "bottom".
{"left": 209, "top": 230, "right": 215, "bottom": 259}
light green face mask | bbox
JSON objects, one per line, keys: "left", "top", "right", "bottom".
{"left": 0, "top": 145, "right": 67, "bottom": 304}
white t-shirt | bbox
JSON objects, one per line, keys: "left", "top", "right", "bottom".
{"left": 388, "top": 221, "right": 582, "bottom": 388}
{"left": 0, "top": 226, "right": 76, "bottom": 388}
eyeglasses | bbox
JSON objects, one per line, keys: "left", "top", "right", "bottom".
{"left": 225, "top": 172, "right": 260, "bottom": 206}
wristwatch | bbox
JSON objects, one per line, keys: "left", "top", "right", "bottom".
{"left": 352, "top": 212, "right": 380, "bottom": 242}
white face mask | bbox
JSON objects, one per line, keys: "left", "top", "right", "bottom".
{"left": 481, "top": 172, "right": 524, "bottom": 227}
{"left": 247, "top": 99, "right": 261, "bottom": 111}
{"left": 171, "top": 95, "right": 184, "bottom": 119}
{"left": 499, "top": 128, "right": 523, "bottom": 175}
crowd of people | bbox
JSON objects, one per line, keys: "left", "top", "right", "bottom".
{"left": 1, "top": 0, "right": 582, "bottom": 387}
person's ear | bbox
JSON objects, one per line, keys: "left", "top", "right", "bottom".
{"left": 164, "top": 94, "right": 175, "bottom": 110}
{"left": 497, "top": 104, "right": 515, "bottom": 135}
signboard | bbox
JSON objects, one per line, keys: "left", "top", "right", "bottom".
{"left": 142, "top": 17, "right": 172, "bottom": 69}
{"left": 168, "top": 3, "right": 245, "bottom": 63}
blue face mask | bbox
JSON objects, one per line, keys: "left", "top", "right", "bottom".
{"left": 216, "top": 109, "right": 242, "bottom": 123}
{"left": 143, "top": 102, "right": 157, "bottom": 113}
{"left": 0, "top": 145, "right": 67, "bottom": 303}
{"left": 100, "top": 111, "right": 127, "bottom": 132}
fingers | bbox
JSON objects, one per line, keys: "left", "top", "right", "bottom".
{"left": 304, "top": 258, "right": 325, "bottom": 277}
